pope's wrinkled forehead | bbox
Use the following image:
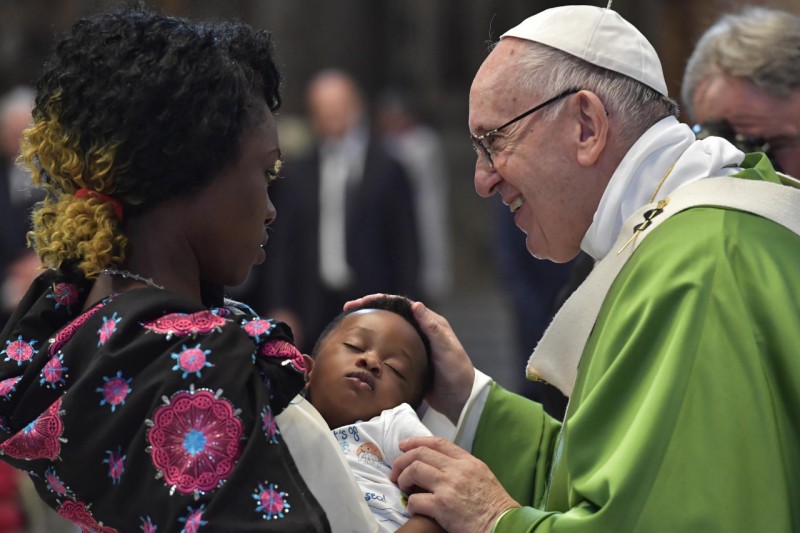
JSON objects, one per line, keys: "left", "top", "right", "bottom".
{"left": 474, "top": 38, "right": 527, "bottom": 87}
{"left": 469, "top": 39, "right": 528, "bottom": 131}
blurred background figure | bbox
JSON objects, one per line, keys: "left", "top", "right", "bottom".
{"left": 0, "top": 462, "right": 24, "bottom": 533}
{"left": 490, "top": 200, "right": 576, "bottom": 418}
{"left": 0, "top": 85, "right": 41, "bottom": 327}
{"left": 376, "top": 88, "right": 452, "bottom": 306}
{"left": 682, "top": 6, "right": 800, "bottom": 178}
{"left": 0, "top": 81, "right": 84, "bottom": 533}
{"left": 1, "top": 459, "right": 78, "bottom": 532}
{"left": 258, "top": 69, "right": 420, "bottom": 352}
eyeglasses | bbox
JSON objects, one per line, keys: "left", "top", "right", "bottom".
{"left": 470, "top": 87, "right": 581, "bottom": 168}
{"left": 692, "top": 118, "right": 788, "bottom": 172}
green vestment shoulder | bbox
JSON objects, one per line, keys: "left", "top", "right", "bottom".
{"left": 476, "top": 154, "right": 800, "bottom": 531}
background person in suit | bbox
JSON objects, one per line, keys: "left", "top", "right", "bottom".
{"left": 375, "top": 88, "right": 452, "bottom": 307}
{"left": 490, "top": 199, "right": 576, "bottom": 418}
{"left": 261, "top": 69, "right": 420, "bottom": 352}
{"left": 0, "top": 86, "right": 41, "bottom": 327}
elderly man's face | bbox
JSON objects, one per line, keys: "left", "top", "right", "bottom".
{"left": 692, "top": 74, "right": 800, "bottom": 178}
{"left": 469, "top": 40, "right": 589, "bottom": 263}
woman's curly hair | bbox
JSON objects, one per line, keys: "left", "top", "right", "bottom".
{"left": 22, "top": 8, "right": 282, "bottom": 277}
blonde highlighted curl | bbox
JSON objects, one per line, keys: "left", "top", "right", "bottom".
{"left": 21, "top": 8, "right": 283, "bottom": 279}
{"left": 22, "top": 100, "right": 128, "bottom": 278}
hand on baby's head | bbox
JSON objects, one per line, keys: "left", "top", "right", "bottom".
{"left": 305, "top": 300, "right": 433, "bottom": 429}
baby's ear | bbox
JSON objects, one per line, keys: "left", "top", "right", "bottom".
{"left": 302, "top": 354, "right": 315, "bottom": 382}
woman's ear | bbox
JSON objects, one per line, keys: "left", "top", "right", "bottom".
{"left": 575, "top": 90, "right": 608, "bottom": 167}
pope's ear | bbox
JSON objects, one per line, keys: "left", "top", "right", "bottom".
{"left": 575, "top": 90, "right": 608, "bottom": 167}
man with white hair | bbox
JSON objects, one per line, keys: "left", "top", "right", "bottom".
{"left": 356, "top": 4, "right": 800, "bottom": 532}
{"left": 682, "top": 6, "right": 800, "bottom": 178}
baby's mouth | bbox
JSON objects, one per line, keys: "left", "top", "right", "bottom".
{"left": 346, "top": 370, "right": 375, "bottom": 391}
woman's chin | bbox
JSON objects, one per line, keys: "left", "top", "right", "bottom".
{"left": 254, "top": 243, "right": 267, "bottom": 266}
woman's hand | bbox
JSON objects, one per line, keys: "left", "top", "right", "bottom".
{"left": 391, "top": 436, "right": 520, "bottom": 532}
{"left": 344, "top": 295, "right": 475, "bottom": 424}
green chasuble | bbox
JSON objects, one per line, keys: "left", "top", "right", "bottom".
{"left": 475, "top": 155, "right": 800, "bottom": 531}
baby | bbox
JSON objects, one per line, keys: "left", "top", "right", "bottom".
{"left": 304, "top": 296, "right": 442, "bottom": 533}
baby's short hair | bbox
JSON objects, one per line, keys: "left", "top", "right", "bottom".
{"left": 312, "top": 297, "right": 434, "bottom": 405}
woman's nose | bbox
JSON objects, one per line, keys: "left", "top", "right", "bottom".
{"left": 265, "top": 196, "right": 277, "bottom": 225}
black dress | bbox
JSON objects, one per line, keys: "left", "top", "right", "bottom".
{"left": 0, "top": 267, "right": 329, "bottom": 532}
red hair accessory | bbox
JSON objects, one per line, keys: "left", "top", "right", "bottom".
{"left": 74, "top": 189, "right": 124, "bottom": 221}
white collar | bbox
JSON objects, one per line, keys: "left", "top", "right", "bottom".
{"left": 320, "top": 122, "right": 369, "bottom": 157}
{"left": 581, "top": 116, "right": 745, "bottom": 260}
{"left": 320, "top": 123, "right": 370, "bottom": 182}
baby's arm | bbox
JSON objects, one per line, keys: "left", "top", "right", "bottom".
{"left": 398, "top": 514, "right": 445, "bottom": 532}
{"left": 385, "top": 406, "right": 445, "bottom": 531}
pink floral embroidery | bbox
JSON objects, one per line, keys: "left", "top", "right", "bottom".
{"left": 140, "top": 516, "right": 157, "bottom": 533}
{"left": 2, "top": 336, "right": 37, "bottom": 366}
{"left": 50, "top": 304, "right": 103, "bottom": 356}
{"left": 97, "top": 371, "right": 132, "bottom": 412}
{"left": 104, "top": 446, "right": 126, "bottom": 484}
{"left": 0, "top": 397, "right": 64, "bottom": 460}
{"left": 171, "top": 344, "right": 213, "bottom": 379}
{"left": 47, "top": 282, "right": 79, "bottom": 311}
{"left": 259, "top": 340, "right": 307, "bottom": 373}
{"left": 260, "top": 406, "right": 279, "bottom": 444}
{"left": 97, "top": 312, "right": 122, "bottom": 346}
{"left": 0, "top": 377, "right": 21, "bottom": 400}
{"left": 40, "top": 353, "right": 68, "bottom": 389}
{"left": 147, "top": 389, "right": 243, "bottom": 496}
{"left": 45, "top": 467, "right": 71, "bottom": 497}
{"left": 57, "top": 499, "right": 119, "bottom": 533}
{"left": 143, "top": 311, "right": 226, "bottom": 340}
{"left": 178, "top": 504, "right": 207, "bottom": 532}
{"left": 241, "top": 318, "right": 275, "bottom": 341}
{"left": 252, "top": 482, "right": 291, "bottom": 520}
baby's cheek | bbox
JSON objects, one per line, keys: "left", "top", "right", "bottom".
{"left": 400, "top": 386, "right": 419, "bottom": 405}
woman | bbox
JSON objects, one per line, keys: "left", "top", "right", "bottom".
{"left": 0, "top": 8, "right": 377, "bottom": 532}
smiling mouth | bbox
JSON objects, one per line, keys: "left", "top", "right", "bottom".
{"left": 509, "top": 196, "right": 525, "bottom": 213}
{"left": 346, "top": 371, "right": 375, "bottom": 391}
